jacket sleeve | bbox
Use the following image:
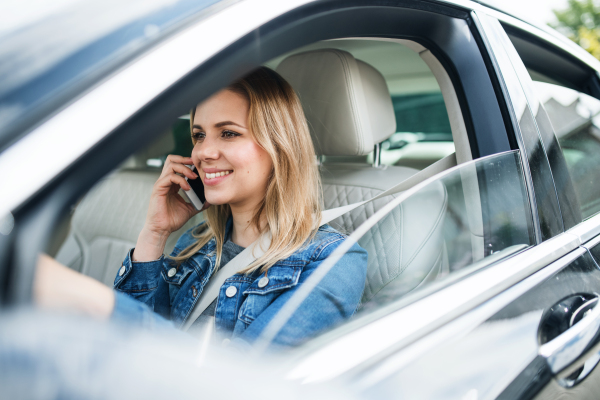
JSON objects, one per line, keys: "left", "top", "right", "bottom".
{"left": 113, "top": 249, "right": 173, "bottom": 320}
{"left": 113, "top": 223, "right": 204, "bottom": 320}
{"left": 232, "top": 237, "right": 368, "bottom": 348}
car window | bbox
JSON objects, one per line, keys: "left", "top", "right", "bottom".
{"left": 266, "top": 39, "right": 455, "bottom": 169}
{"left": 382, "top": 93, "right": 453, "bottom": 170}
{"left": 358, "top": 150, "right": 534, "bottom": 310}
{"left": 260, "top": 150, "right": 535, "bottom": 348}
{"left": 531, "top": 81, "right": 600, "bottom": 219}
{"left": 487, "top": 18, "right": 583, "bottom": 238}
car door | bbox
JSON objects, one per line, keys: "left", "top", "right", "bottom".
{"left": 479, "top": 10, "right": 600, "bottom": 400}
{"left": 389, "top": 9, "right": 600, "bottom": 399}
{"left": 274, "top": 5, "right": 600, "bottom": 400}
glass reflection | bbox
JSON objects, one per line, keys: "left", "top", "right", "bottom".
{"left": 533, "top": 81, "right": 600, "bottom": 219}
{"left": 350, "top": 151, "right": 535, "bottom": 313}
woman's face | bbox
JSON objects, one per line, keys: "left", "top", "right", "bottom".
{"left": 191, "top": 89, "right": 273, "bottom": 212}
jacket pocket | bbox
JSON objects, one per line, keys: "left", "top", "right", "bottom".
{"left": 242, "top": 264, "right": 302, "bottom": 295}
{"left": 238, "top": 264, "right": 302, "bottom": 324}
{"left": 161, "top": 261, "right": 195, "bottom": 286}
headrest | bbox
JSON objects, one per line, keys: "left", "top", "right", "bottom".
{"left": 276, "top": 49, "right": 396, "bottom": 156}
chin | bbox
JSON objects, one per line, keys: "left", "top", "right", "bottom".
{"left": 204, "top": 195, "right": 231, "bottom": 206}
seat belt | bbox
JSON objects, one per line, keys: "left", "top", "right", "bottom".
{"left": 182, "top": 152, "right": 457, "bottom": 331}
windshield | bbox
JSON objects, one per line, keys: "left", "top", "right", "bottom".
{"left": 0, "top": 0, "right": 231, "bottom": 152}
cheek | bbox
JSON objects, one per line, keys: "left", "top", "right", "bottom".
{"left": 253, "top": 146, "right": 273, "bottom": 180}
{"left": 230, "top": 143, "right": 272, "bottom": 180}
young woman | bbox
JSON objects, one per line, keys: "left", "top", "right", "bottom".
{"left": 36, "top": 67, "right": 368, "bottom": 348}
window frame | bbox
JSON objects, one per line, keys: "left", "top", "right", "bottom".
{"left": 484, "top": 11, "right": 599, "bottom": 234}
{"left": 473, "top": 11, "right": 572, "bottom": 242}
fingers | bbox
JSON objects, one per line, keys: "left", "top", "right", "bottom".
{"left": 161, "top": 154, "right": 196, "bottom": 178}
{"left": 155, "top": 173, "right": 191, "bottom": 193}
{"left": 171, "top": 162, "right": 199, "bottom": 180}
{"left": 165, "top": 154, "right": 194, "bottom": 166}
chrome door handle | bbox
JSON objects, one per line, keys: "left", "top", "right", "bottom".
{"left": 539, "top": 298, "right": 600, "bottom": 373}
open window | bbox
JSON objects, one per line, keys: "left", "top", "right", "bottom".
{"left": 50, "top": 34, "right": 487, "bottom": 295}
{"left": 4, "top": 1, "right": 534, "bottom": 357}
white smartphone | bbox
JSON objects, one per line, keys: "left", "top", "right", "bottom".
{"left": 182, "top": 165, "right": 206, "bottom": 210}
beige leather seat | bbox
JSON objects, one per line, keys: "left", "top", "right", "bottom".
{"left": 56, "top": 132, "right": 203, "bottom": 286}
{"left": 277, "top": 49, "right": 449, "bottom": 308}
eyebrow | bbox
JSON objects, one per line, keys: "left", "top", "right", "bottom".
{"left": 192, "top": 121, "right": 246, "bottom": 130}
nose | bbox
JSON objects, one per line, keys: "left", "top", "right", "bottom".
{"left": 192, "top": 134, "right": 220, "bottom": 163}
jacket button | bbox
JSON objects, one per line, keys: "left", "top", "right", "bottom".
{"left": 192, "top": 285, "right": 198, "bottom": 297}
{"left": 118, "top": 266, "right": 125, "bottom": 277}
{"left": 226, "top": 286, "right": 237, "bottom": 297}
{"left": 167, "top": 268, "right": 177, "bottom": 277}
{"left": 222, "top": 338, "right": 231, "bottom": 347}
{"left": 258, "top": 276, "right": 269, "bottom": 288}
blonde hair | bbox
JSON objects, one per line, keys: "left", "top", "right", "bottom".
{"left": 172, "top": 67, "right": 322, "bottom": 274}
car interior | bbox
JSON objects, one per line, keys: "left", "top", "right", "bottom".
{"left": 50, "top": 37, "right": 526, "bottom": 327}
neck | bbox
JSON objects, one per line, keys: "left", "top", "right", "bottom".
{"left": 230, "top": 203, "right": 264, "bottom": 248}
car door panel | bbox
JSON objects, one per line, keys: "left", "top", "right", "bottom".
{"left": 355, "top": 246, "right": 587, "bottom": 399}
{"left": 356, "top": 243, "right": 600, "bottom": 400}
{"left": 496, "top": 249, "right": 600, "bottom": 399}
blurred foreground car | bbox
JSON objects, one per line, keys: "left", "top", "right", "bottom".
{"left": 3, "top": 0, "right": 600, "bottom": 399}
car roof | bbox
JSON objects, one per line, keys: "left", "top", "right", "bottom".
{"left": 0, "top": 0, "right": 228, "bottom": 153}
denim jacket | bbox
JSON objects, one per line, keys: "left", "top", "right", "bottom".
{"left": 113, "top": 220, "right": 368, "bottom": 347}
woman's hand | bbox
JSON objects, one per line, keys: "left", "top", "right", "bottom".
{"left": 134, "top": 155, "right": 206, "bottom": 261}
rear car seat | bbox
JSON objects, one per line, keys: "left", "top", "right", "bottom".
{"left": 55, "top": 131, "right": 203, "bottom": 286}
{"left": 277, "top": 49, "right": 449, "bottom": 308}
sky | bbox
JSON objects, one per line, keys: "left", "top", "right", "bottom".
{"left": 483, "top": 0, "right": 570, "bottom": 26}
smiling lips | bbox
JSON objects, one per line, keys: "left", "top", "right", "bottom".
{"left": 205, "top": 170, "right": 232, "bottom": 181}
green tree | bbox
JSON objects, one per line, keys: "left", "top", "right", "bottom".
{"left": 551, "top": 0, "right": 600, "bottom": 59}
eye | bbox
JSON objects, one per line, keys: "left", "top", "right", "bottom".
{"left": 222, "top": 130, "right": 241, "bottom": 138}
{"left": 192, "top": 131, "right": 205, "bottom": 142}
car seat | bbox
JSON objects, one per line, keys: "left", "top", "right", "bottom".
{"left": 55, "top": 131, "right": 203, "bottom": 286}
{"left": 277, "top": 49, "right": 450, "bottom": 308}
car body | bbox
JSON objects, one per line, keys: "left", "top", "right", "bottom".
{"left": 3, "top": 0, "right": 600, "bottom": 399}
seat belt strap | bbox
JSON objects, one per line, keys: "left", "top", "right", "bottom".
{"left": 320, "top": 152, "right": 457, "bottom": 224}
{"left": 182, "top": 233, "right": 271, "bottom": 331}
{"left": 182, "top": 152, "right": 457, "bottom": 331}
